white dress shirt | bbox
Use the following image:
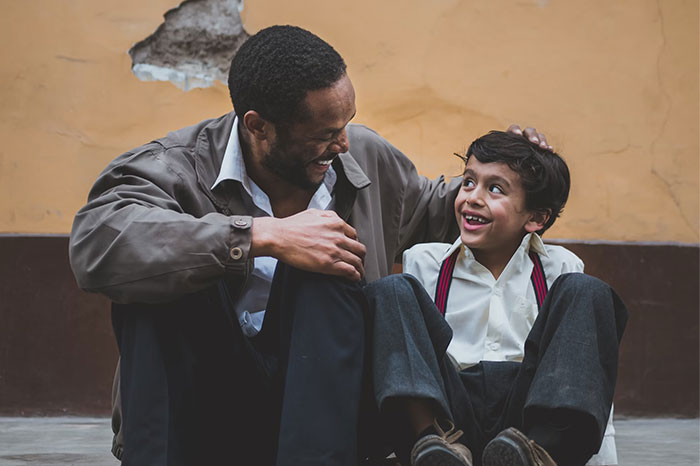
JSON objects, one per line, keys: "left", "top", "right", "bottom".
{"left": 403, "top": 233, "right": 617, "bottom": 465}
{"left": 212, "top": 117, "right": 336, "bottom": 337}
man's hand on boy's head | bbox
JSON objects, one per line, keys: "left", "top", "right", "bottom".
{"left": 507, "top": 124, "right": 553, "bottom": 151}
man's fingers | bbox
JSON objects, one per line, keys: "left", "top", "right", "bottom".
{"left": 507, "top": 124, "right": 523, "bottom": 136}
{"left": 340, "top": 235, "right": 366, "bottom": 260}
{"left": 523, "top": 127, "right": 540, "bottom": 144}
{"left": 337, "top": 249, "right": 365, "bottom": 279}
{"left": 333, "top": 261, "right": 362, "bottom": 282}
{"left": 335, "top": 238, "right": 366, "bottom": 277}
{"left": 507, "top": 124, "right": 554, "bottom": 151}
{"left": 341, "top": 221, "right": 359, "bottom": 241}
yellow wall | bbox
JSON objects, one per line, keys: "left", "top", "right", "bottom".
{"left": 1, "top": 0, "right": 697, "bottom": 242}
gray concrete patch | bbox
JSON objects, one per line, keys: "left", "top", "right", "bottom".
{"left": 0, "top": 418, "right": 117, "bottom": 466}
{"left": 0, "top": 417, "right": 697, "bottom": 465}
{"left": 615, "top": 418, "right": 699, "bottom": 466}
{"left": 129, "top": 0, "right": 249, "bottom": 90}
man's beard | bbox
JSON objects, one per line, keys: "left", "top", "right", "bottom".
{"left": 262, "top": 141, "right": 322, "bottom": 192}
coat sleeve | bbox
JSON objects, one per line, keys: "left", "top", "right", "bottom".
{"left": 69, "top": 144, "right": 250, "bottom": 304}
{"left": 384, "top": 142, "right": 462, "bottom": 255}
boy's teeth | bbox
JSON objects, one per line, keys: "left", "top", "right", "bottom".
{"left": 316, "top": 159, "right": 332, "bottom": 166}
{"left": 465, "top": 215, "right": 488, "bottom": 224}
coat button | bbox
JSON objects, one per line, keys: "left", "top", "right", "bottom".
{"left": 230, "top": 247, "right": 243, "bottom": 260}
{"left": 233, "top": 218, "right": 250, "bottom": 229}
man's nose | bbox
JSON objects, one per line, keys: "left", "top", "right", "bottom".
{"left": 330, "top": 128, "right": 349, "bottom": 153}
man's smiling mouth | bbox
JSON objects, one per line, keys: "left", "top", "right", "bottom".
{"left": 310, "top": 154, "right": 337, "bottom": 167}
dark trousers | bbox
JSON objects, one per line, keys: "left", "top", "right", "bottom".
{"left": 113, "top": 264, "right": 369, "bottom": 466}
{"left": 364, "top": 272, "right": 628, "bottom": 466}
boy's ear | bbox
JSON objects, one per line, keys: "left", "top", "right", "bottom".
{"left": 524, "top": 209, "right": 551, "bottom": 233}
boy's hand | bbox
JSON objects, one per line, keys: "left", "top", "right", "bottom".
{"left": 507, "top": 125, "right": 553, "bottom": 151}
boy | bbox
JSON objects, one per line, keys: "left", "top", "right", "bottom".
{"left": 364, "top": 131, "right": 627, "bottom": 466}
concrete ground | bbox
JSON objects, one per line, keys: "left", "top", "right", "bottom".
{"left": 0, "top": 417, "right": 697, "bottom": 465}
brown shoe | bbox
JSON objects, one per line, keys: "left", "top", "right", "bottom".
{"left": 410, "top": 420, "right": 473, "bottom": 466}
{"left": 482, "top": 428, "right": 557, "bottom": 466}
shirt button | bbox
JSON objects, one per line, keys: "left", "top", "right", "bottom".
{"left": 233, "top": 218, "right": 250, "bottom": 229}
{"left": 230, "top": 247, "right": 243, "bottom": 260}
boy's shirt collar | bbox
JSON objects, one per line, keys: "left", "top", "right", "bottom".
{"left": 526, "top": 233, "right": 549, "bottom": 257}
{"left": 441, "top": 232, "right": 549, "bottom": 264}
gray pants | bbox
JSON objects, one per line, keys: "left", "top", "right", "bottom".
{"left": 363, "top": 273, "right": 627, "bottom": 466}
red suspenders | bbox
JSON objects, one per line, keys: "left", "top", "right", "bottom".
{"left": 435, "top": 249, "right": 460, "bottom": 315}
{"left": 434, "top": 248, "right": 548, "bottom": 316}
{"left": 528, "top": 251, "right": 548, "bottom": 310}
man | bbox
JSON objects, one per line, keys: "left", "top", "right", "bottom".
{"left": 70, "top": 25, "right": 548, "bottom": 465}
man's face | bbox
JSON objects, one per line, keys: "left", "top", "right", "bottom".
{"left": 454, "top": 156, "right": 541, "bottom": 257}
{"left": 262, "top": 74, "right": 356, "bottom": 192}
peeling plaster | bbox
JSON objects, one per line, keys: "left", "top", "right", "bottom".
{"left": 129, "top": 0, "right": 248, "bottom": 91}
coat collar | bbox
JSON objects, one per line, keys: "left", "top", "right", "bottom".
{"left": 194, "top": 113, "right": 234, "bottom": 211}
{"left": 337, "top": 150, "right": 371, "bottom": 190}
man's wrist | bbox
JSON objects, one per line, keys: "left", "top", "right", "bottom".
{"left": 251, "top": 216, "right": 278, "bottom": 258}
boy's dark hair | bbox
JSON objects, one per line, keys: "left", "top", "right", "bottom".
{"left": 228, "top": 25, "right": 347, "bottom": 125}
{"left": 462, "top": 130, "right": 571, "bottom": 234}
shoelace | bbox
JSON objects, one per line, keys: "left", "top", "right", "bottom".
{"left": 433, "top": 419, "right": 465, "bottom": 445}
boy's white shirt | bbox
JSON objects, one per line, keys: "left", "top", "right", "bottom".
{"left": 402, "top": 233, "right": 617, "bottom": 466}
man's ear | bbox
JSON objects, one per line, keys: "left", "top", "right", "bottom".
{"left": 524, "top": 209, "right": 551, "bottom": 233}
{"left": 242, "top": 111, "right": 271, "bottom": 141}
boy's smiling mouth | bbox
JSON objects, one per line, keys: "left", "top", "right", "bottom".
{"left": 464, "top": 214, "right": 490, "bottom": 225}
{"left": 462, "top": 212, "right": 491, "bottom": 231}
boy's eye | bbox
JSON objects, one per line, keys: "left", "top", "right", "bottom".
{"left": 463, "top": 179, "right": 475, "bottom": 188}
{"left": 489, "top": 185, "right": 504, "bottom": 194}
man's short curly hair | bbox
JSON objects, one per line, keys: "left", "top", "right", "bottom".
{"left": 228, "top": 25, "right": 347, "bottom": 124}
{"left": 460, "top": 131, "right": 571, "bottom": 234}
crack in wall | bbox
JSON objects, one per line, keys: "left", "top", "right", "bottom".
{"left": 648, "top": 0, "right": 697, "bottom": 236}
{"left": 129, "top": 0, "right": 248, "bottom": 91}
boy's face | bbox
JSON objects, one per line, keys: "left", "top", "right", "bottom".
{"left": 454, "top": 156, "right": 546, "bottom": 256}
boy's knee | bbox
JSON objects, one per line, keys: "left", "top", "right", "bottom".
{"left": 365, "top": 272, "right": 410, "bottom": 292}
{"left": 550, "top": 273, "right": 628, "bottom": 329}
{"left": 363, "top": 273, "right": 424, "bottom": 304}
{"left": 551, "top": 272, "right": 609, "bottom": 297}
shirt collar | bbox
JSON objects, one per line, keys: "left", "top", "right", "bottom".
{"left": 440, "top": 232, "right": 548, "bottom": 263}
{"left": 441, "top": 237, "right": 465, "bottom": 262}
{"left": 211, "top": 116, "right": 251, "bottom": 190}
{"left": 526, "top": 232, "right": 548, "bottom": 257}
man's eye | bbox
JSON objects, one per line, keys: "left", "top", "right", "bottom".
{"left": 489, "top": 185, "right": 503, "bottom": 194}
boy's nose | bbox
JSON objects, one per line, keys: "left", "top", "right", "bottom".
{"left": 466, "top": 188, "right": 485, "bottom": 206}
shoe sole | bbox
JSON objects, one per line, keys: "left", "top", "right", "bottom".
{"left": 414, "top": 444, "right": 469, "bottom": 466}
{"left": 482, "top": 435, "right": 530, "bottom": 466}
